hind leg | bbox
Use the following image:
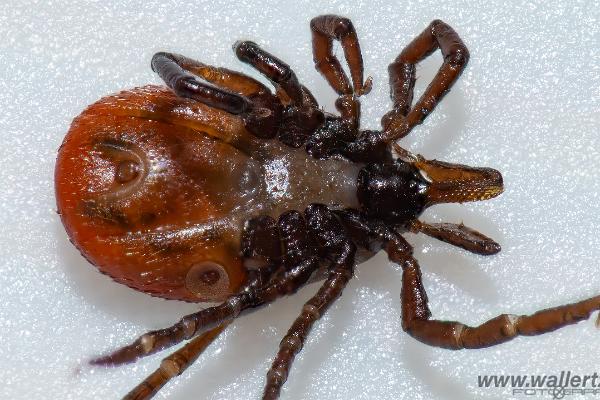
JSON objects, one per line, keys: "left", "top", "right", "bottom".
{"left": 161, "top": 52, "right": 272, "bottom": 97}
{"left": 152, "top": 52, "right": 282, "bottom": 139}
{"left": 122, "top": 323, "right": 228, "bottom": 400}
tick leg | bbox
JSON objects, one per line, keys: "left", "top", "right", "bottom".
{"left": 310, "top": 15, "right": 372, "bottom": 128}
{"left": 89, "top": 268, "right": 318, "bottom": 368}
{"left": 154, "top": 52, "right": 272, "bottom": 98}
{"left": 382, "top": 20, "right": 469, "bottom": 141}
{"left": 262, "top": 260, "right": 354, "bottom": 400}
{"left": 122, "top": 323, "right": 228, "bottom": 400}
{"left": 89, "top": 293, "right": 248, "bottom": 366}
{"left": 152, "top": 52, "right": 252, "bottom": 114}
{"left": 409, "top": 220, "right": 501, "bottom": 255}
{"left": 152, "top": 52, "right": 282, "bottom": 139}
{"left": 310, "top": 15, "right": 372, "bottom": 96}
{"left": 233, "top": 40, "right": 320, "bottom": 110}
{"left": 233, "top": 41, "right": 325, "bottom": 146}
{"left": 263, "top": 205, "right": 356, "bottom": 400}
{"left": 388, "top": 241, "right": 600, "bottom": 349}
{"left": 234, "top": 41, "right": 307, "bottom": 106}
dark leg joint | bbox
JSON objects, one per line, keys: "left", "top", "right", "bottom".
{"left": 310, "top": 15, "right": 355, "bottom": 39}
{"left": 305, "top": 117, "right": 356, "bottom": 159}
{"left": 278, "top": 211, "right": 315, "bottom": 266}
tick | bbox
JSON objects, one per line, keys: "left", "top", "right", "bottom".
{"left": 55, "top": 15, "right": 600, "bottom": 400}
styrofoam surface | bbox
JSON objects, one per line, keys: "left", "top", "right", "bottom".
{"left": 1, "top": 1, "right": 599, "bottom": 399}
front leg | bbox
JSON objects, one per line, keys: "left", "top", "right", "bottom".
{"left": 387, "top": 239, "right": 600, "bottom": 349}
{"left": 409, "top": 220, "right": 501, "bottom": 255}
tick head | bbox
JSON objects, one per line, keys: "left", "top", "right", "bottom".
{"left": 357, "top": 156, "right": 504, "bottom": 225}
{"left": 414, "top": 157, "right": 504, "bottom": 206}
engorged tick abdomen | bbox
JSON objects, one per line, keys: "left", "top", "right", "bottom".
{"left": 55, "top": 85, "right": 361, "bottom": 302}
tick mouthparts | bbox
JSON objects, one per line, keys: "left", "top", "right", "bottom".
{"left": 414, "top": 158, "right": 504, "bottom": 205}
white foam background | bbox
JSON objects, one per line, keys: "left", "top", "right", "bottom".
{"left": 1, "top": 1, "right": 599, "bottom": 399}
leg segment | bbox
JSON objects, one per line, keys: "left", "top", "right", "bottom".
{"left": 262, "top": 260, "right": 354, "bottom": 400}
{"left": 310, "top": 15, "right": 372, "bottom": 97}
{"left": 263, "top": 205, "right": 357, "bottom": 400}
{"left": 310, "top": 15, "right": 372, "bottom": 128}
{"left": 152, "top": 52, "right": 282, "bottom": 139}
{"left": 89, "top": 293, "right": 247, "bottom": 366}
{"left": 334, "top": 207, "right": 399, "bottom": 250}
{"left": 388, "top": 241, "right": 600, "bottom": 349}
{"left": 382, "top": 20, "right": 470, "bottom": 141}
{"left": 306, "top": 120, "right": 392, "bottom": 163}
{"left": 157, "top": 52, "right": 272, "bottom": 97}
{"left": 409, "top": 220, "right": 501, "bottom": 255}
{"left": 122, "top": 323, "right": 227, "bottom": 400}
{"left": 152, "top": 52, "right": 252, "bottom": 114}
{"left": 234, "top": 41, "right": 306, "bottom": 106}
{"left": 233, "top": 41, "right": 325, "bottom": 147}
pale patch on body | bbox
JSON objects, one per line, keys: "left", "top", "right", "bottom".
{"left": 249, "top": 141, "right": 361, "bottom": 217}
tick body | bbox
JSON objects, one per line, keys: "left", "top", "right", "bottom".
{"left": 55, "top": 15, "right": 600, "bottom": 400}
{"left": 56, "top": 85, "right": 360, "bottom": 302}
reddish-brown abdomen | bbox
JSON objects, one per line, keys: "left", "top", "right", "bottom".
{"left": 55, "top": 86, "right": 260, "bottom": 302}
